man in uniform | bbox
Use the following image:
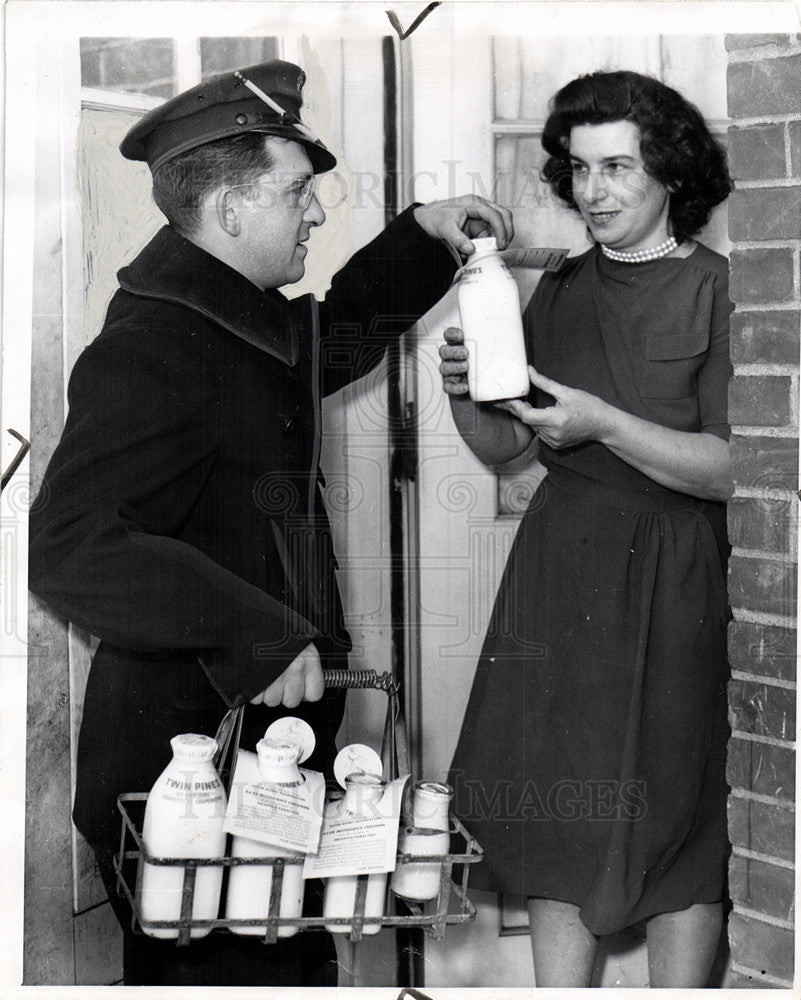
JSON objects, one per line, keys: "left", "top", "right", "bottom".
{"left": 28, "top": 59, "right": 512, "bottom": 985}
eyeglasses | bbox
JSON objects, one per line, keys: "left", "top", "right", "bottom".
{"left": 284, "top": 175, "right": 317, "bottom": 210}
{"left": 233, "top": 174, "right": 317, "bottom": 210}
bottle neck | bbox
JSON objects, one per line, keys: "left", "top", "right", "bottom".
{"left": 467, "top": 249, "right": 500, "bottom": 265}
{"left": 344, "top": 776, "right": 384, "bottom": 814}
{"left": 258, "top": 762, "right": 303, "bottom": 785}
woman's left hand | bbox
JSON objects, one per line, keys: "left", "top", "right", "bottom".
{"left": 498, "top": 366, "right": 614, "bottom": 449}
{"left": 500, "top": 366, "right": 731, "bottom": 501}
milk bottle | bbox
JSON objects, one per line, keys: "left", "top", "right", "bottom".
{"left": 225, "top": 738, "right": 306, "bottom": 937}
{"left": 457, "top": 236, "right": 529, "bottom": 401}
{"left": 138, "top": 734, "right": 226, "bottom": 939}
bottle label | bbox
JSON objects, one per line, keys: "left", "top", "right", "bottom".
{"left": 501, "top": 246, "right": 569, "bottom": 272}
{"left": 224, "top": 749, "right": 326, "bottom": 854}
{"left": 303, "top": 774, "right": 410, "bottom": 879}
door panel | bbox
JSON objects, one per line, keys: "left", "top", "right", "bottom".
{"left": 72, "top": 106, "right": 164, "bottom": 916}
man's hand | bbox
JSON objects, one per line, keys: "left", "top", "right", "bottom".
{"left": 249, "top": 642, "right": 325, "bottom": 709}
{"left": 413, "top": 195, "right": 514, "bottom": 256}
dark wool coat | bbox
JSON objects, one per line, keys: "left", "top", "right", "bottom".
{"left": 29, "top": 208, "right": 454, "bottom": 847}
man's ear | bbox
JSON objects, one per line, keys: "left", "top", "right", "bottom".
{"left": 215, "top": 187, "right": 241, "bottom": 237}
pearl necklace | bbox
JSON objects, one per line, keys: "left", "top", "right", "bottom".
{"left": 600, "top": 235, "right": 678, "bottom": 263}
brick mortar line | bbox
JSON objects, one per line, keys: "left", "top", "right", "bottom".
{"left": 732, "top": 488, "right": 799, "bottom": 501}
{"left": 734, "top": 178, "right": 801, "bottom": 189}
{"left": 733, "top": 364, "right": 798, "bottom": 375}
{"left": 729, "top": 962, "right": 794, "bottom": 989}
{"left": 731, "top": 845, "right": 795, "bottom": 870}
{"left": 730, "top": 305, "right": 801, "bottom": 315}
{"left": 731, "top": 425, "right": 799, "bottom": 437}
{"left": 731, "top": 669, "right": 797, "bottom": 690}
{"left": 729, "top": 114, "right": 801, "bottom": 127}
{"left": 731, "top": 304, "right": 801, "bottom": 313}
{"left": 729, "top": 785, "right": 795, "bottom": 808}
{"left": 732, "top": 301, "right": 801, "bottom": 312}
{"left": 730, "top": 546, "right": 797, "bottom": 564}
{"left": 732, "top": 903, "right": 797, "bottom": 933}
{"left": 731, "top": 239, "right": 801, "bottom": 250}
{"left": 730, "top": 607, "right": 797, "bottom": 629}
{"left": 731, "top": 903, "right": 795, "bottom": 931}
{"left": 727, "top": 43, "right": 801, "bottom": 63}
{"left": 730, "top": 728, "right": 796, "bottom": 750}
{"left": 793, "top": 250, "right": 801, "bottom": 299}
{"left": 730, "top": 787, "right": 796, "bottom": 809}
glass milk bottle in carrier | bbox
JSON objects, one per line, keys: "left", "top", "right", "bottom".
{"left": 225, "top": 737, "right": 306, "bottom": 937}
{"left": 138, "top": 733, "right": 226, "bottom": 939}
{"left": 323, "top": 774, "right": 388, "bottom": 934}
{"left": 391, "top": 781, "right": 453, "bottom": 902}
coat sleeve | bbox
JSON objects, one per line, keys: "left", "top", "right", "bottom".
{"left": 319, "top": 205, "right": 456, "bottom": 397}
{"left": 28, "top": 328, "right": 319, "bottom": 708}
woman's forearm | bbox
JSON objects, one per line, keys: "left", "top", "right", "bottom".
{"left": 517, "top": 368, "right": 731, "bottom": 502}
{"left": 599, "top": 407, "right": 731, "bottom": 501}
{"left": 449, "top": 395, "right": 535, "bottom": 467}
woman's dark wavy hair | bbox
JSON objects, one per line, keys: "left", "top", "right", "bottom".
{"left": 541, "top": 70, "right": 731, "bottom": 242}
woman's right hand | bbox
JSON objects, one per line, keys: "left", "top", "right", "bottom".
{"left": 439, "top": 327, "right": 470, "bottom": 396}
{"left": 438, "top": 326, "right": 536, "bottom": 464}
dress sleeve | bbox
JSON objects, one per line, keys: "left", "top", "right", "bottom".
{"left": 319, "top": 205, "right": 456, "bottom": 398}
{"left": 28, "top": 328, "right": 319, "bottom": 708}
{"left": 697, "top": 268, "right": 734, "bottom": 441}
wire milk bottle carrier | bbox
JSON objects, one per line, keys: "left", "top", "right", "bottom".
{"left": 114, "top": 669, "right": 482, "bottom": 946}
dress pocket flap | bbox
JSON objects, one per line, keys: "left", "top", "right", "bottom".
{"left": 645, "top": 327, "right": 709, "bottom": 361}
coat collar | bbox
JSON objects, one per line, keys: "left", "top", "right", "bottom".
{"left": 117, "top": 225, "right": 303, "bottom": 366}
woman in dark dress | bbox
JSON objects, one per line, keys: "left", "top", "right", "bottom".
{"left": 441, "top": 71, "right": 733, "bottom": 987}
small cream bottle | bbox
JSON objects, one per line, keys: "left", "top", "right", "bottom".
{"left": 138, "top": 734, "right": 226, "bottom": 939}
{"left": 457, "top": 236, "right": 529, "bottom": 401}
{"left": 323, "top": 774, "right": 387, "bottom": 935}
{"left": 225, "top": 738, "right": 306, "bottom": 937}
{"left": 391, "top": 781, "right": 453, "bottom": 902}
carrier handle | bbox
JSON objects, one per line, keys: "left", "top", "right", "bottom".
{"left": 213, "top": 669, "right": 408, "bottom": 785}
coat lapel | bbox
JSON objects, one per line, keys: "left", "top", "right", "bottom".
{"left": 117, "top": 226, "right": 304, "bottom": 367}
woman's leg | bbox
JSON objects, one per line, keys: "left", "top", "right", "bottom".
{"left": 645, "top": 902, "right": 723, "bottom": 987}
{"left": 527, "top": 898, "right": 599, "bottom": 987}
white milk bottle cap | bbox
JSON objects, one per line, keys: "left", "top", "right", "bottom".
{"left": 169, "top": 733, "right": 218, "bottom": 762}
{"left": 334, "top": 743, "right": 383, "bottom": 788}
{"left": 264, "top": 716, "right": 316, "bottom": 762}
{"left": 414, "top": 780, "right": 453, "bottom": 802}
{"left": 468, "top": 236, "right": 498, "bottom": 257}
{"left": 344, "top": 773, "right": 385, "bottom": 814}
{"left": 256, "top": 737, "right": 303, "bottom": 768}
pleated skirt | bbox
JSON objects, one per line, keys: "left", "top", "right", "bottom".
{"left": 448, "top": 467, "right": 730, "bottom": 935}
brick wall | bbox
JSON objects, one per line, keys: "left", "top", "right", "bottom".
{"left": 725, "top": 33, "right": 799, "bottom": 989}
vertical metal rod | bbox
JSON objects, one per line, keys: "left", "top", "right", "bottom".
{"left": 382, "top": 35, "right": 398, "bottom": 228}
{"left": 383, "top": 32, "right": 425, "bottom": 990}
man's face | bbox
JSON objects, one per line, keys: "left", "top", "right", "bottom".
{"left": 236, "top": 138, "right": 326, "bottom": 289}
